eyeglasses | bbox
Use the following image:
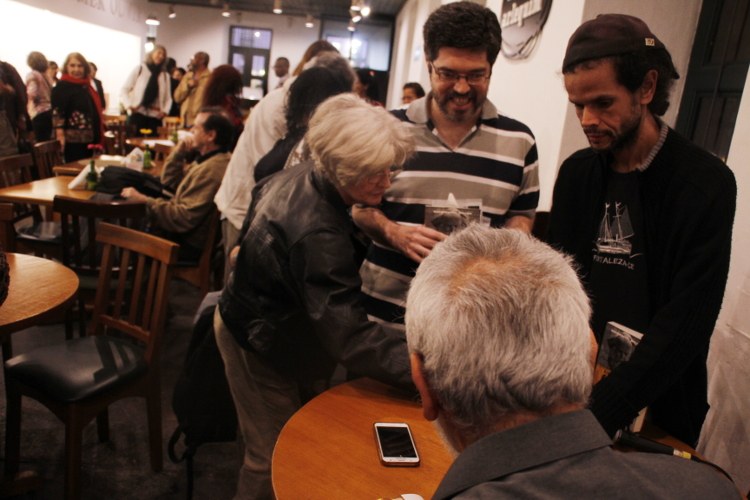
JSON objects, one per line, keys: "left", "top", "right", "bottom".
{"left": 430, "top": 64, "right": 490, "bottom": 85}
{"left": 365, "top": 165, "right": 403, "bottom": 185}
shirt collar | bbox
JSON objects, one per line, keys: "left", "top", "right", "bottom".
{"left": 433, "top": 410, "right": 612, "bottom": 499}
{"left": 405, "top": 93, "right": 499, "bottom": 126}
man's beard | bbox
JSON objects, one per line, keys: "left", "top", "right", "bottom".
{"left": 584, "top": 103, "right": 642, "bottom": 153}
{"left": 435, "top": 88, "right": 482, "bottom": 123}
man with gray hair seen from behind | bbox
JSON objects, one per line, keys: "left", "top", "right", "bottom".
{"left": 406, "top": 225, "right": 739, "bottom": 499}
{"left": 547, "top": 14, "right": 736, "bottom": 447}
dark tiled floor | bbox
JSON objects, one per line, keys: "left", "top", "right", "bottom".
{"left": 0, "top": 281, "right": 241, "bottom": 499}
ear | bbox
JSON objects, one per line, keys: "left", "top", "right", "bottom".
{"left": 410, "top": 352, "right": 440, "bottom": 421}
{"left": 639, "top": 69, "right": 658, "bottom": 105}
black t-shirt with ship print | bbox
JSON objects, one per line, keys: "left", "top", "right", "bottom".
{"left": 589, "top": 171, "right": 650, "bottom": 340}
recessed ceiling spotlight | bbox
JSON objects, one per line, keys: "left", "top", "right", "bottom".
{"left": 168, "top": 5, "right": 177, "bottom": 19}
{"left": 222, "top": 3, "right": 231, "bottom": 17}
{"left": 273, "top": 0, "right": 283, "bottom": 14}
{"left": 361, "top": 5, "right": 371, "bottom": 17}
{"left": 305, "top": 14, "right": 315, "bottom": 28}
{"left": 347, "top": 20, "right": 356, "bottom": 31}
{"left": 145, "top": 15, "right": 160, "bottom": 26}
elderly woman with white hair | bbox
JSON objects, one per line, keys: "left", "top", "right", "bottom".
{"left": 214, "top": 93, "right": 415, "bottom": 499}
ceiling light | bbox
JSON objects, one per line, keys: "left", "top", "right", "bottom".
{"left": 145, "top": 15, "right": 160, "bottom": 26}
{"left": 305, "top": 14, "right": 314, "bottom": 28}
{"left": 222, "top": 3, "right": 231, "bottom": 17}
{"left": 361, "top": 5, "right": 371, "bottom": 17}
{"left": 350, "top": 0, "right": 362, "bottom": 12}
{"left": 351, "top": 12, "right": 362, "bottom": 23}
{"left": 145, "top": 36, "right": 156, "bottom": 52}
{"left": 168, "top": 5, "right": 176, "bottom": 19}
{"left": 347, "top": 20, "right": 356, "bottom": 31}
{"left": 273, "top": 0, "right": 283, "bottom": 14}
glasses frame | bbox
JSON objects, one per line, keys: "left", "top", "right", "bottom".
{"left": 429, "top": 63, "right": 491, "bottom": 86}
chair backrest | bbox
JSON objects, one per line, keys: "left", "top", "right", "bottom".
{"left": 53, "top": 195, "right": 147, "bottom": 278}
{"left": 31, "top": 139, "right": 63, "bottom": 179}
{"left": 0, "top": 154, "right": 42, "bottom": 226}
{"left": 0, "top": 203, "right": 17, "bottom": 252}
{"left": 90, "top": 222, "right": 178, "bottom": 363}
{"left": 173, "top": 206, "right": 224, "bottom": 296}
{"left": 0, "top": 153, "right": 35, "bottom": 188}
{"left": 104, "top": 118, "right": 128, "bottom": 156}
{"left": 152, "top": 142, "right": 173, "bottom": 162}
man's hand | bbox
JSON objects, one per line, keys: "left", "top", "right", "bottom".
{"left": 120, "top": 187, "right": 148, "bottom": 202}
{"left": 385, "top": 224, "right": 446, "bottom": 263}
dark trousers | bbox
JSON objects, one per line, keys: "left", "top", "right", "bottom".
{"left": 31, "top": 111, "right": 53, "bottom": 142}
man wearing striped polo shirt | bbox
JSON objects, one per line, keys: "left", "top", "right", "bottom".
{"left": 354, "top": 1, "right": 540, "bottom": 336}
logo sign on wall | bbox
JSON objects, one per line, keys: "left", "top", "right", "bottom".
{"left": 500, "top": 0, "right": 553, "bottom": 60}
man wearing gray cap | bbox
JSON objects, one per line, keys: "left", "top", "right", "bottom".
{"left": 547, "top": 14, "right": 736, "bottom": 446}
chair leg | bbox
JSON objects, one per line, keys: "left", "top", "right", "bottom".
{"left": 146, "top": 383, "right": 163, "bottom": 472}
{"left": 96, "top": 409, "right": 110, "bottom": 443}
{"left": 64, "top": 411, "right": 84, "bottom": 500}
{"left": 3, "top": 382, "right": 22, "bottom": 477}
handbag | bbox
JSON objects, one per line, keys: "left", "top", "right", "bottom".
{"left": 96, "top": 166, "right": 174, "bottom": 199}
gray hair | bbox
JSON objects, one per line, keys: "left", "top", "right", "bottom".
{"left": 310, "top": 52, "right": 356, "bottom": 91}
{"left": 305, "top": 94, "right": 414, "bottom": 188}
{"left": 405, "top": 226, "right": 592, "bottom": 437}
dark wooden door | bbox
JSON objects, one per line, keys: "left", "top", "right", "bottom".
{"left": 676, "top": 0, "right": 750, "bottom": 162}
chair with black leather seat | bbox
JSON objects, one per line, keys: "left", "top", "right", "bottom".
{"left": 31, "top": 139, "right": 63, "bottom": 179}
{"left": 0, "top": 202, "right": 17, "bottom": 252}
{"left": 53, "top": 195, "right": 147, "bottom": 337}
{"left": 3, "top": 222, "right": 179, "bottom": 500}
{"left": 0, "top": 153, "right": 60, "bottom": 258}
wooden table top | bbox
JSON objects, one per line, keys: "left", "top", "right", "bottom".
{"left": 0, "top": 176, "right": 94, "bottom": 207}
{"left": 0, "top": 253, "right": 79, "bottom": 338}
{"left": 272, "top": 378, "right": 453, "bottom": 500}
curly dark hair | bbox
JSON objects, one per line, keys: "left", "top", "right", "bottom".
{"left": 610, "top": 49, "right": 679, "bottom": 116}
{"left": 423, "top": 1, "right": 502, "bottom": 65}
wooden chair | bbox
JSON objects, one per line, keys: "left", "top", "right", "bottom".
{"left": 173, "top": 208, "right": 223, "bottom": 298}
{"left": 4, "top": 222, "right": 179, "bottom": 500}
{"left": 151, "top": 142, "right": 173, "bottom": 162}
{"left": 0, "top": 202, "right": 17, "bottom": 252}
{"left": 0, "top": 154, "right": 60, "bottom": 258}
{"left": 103, "top": 118, "right": 128, "bottom": 156}
{"left": 31, "top": 139, "right": 63, "bottom": 179}
{"left": 54, "top": 195, "right": 147, "bottom": 337}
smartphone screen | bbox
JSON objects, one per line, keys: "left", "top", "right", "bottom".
{"left": 374, "top": 423, "right": 420, "bottom": 466}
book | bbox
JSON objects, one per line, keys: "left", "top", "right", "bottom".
{"left": 594, "top": 321, "right": 647, "bottom": 432}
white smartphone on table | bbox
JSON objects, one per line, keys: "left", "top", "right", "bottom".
{"left": 374, "top": 422, "right": 420, "bottom": 467}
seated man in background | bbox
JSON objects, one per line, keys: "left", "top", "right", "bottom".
{"left": 121, "top": 106, "right": 231, "bottom": 261}
{"left": 405, "top": 226, "right": 739, "bottom": 499}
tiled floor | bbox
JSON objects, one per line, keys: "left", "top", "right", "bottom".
{"left": 0, "top": 280, "right": 241, "bottom": 499}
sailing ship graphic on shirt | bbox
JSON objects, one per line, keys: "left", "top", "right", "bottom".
{"left": 596, "top": 202, "right": 633, "bottom": 255}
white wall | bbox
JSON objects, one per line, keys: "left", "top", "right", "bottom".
{"left": 1, "top": 0, "right": 146, "bottom": 113}
{"left": 4, "top": 0, "right": 323, "bottom": 110}
{"left": 699, "top": 73, "right": 750, "bottom": 493}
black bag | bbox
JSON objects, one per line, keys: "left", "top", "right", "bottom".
{"left": 168, "top": 292, "right": 237, "bottom": 500}
{"left": 96, "top": 166, "right": 173, "bottom": 199}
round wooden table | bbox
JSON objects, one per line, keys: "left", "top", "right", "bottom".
{"left": 0, "top": 253, "right": 79, "bottom": 356}
{"left": 272, "top": 378, "right": 453, "bottom": 500}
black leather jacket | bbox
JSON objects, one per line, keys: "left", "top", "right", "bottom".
{"left": 219, "top": 162, "right": 413, "bottom": 392}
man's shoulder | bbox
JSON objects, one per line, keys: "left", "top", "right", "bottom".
{"left": 661, "top": 129, "right": 735, "bottom": 184}
{"left": 484, "top": 113, "right": 535, "bottom": 139}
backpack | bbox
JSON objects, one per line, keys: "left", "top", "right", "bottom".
{"left": 167, "top": 292, "right": 237, "bottom": 500}
{"left": 96, "top": 166, "right": 174, "bottom": 199}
